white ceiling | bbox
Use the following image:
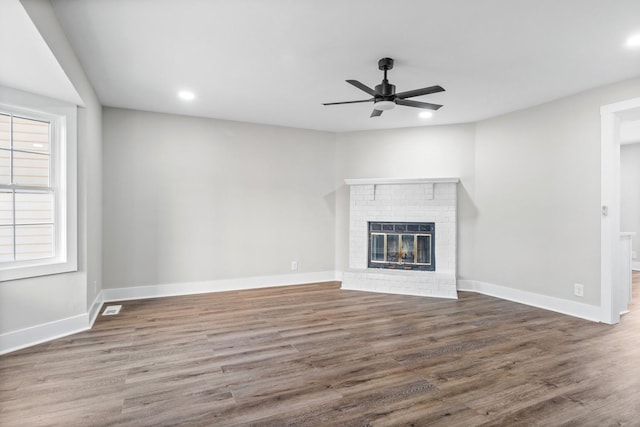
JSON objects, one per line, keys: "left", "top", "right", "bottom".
{"left": 50, "top": 0, "right": 640, "bottom": 132}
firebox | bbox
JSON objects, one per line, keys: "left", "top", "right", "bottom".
{"left": 368, "top": 222, "right": 435, "bottom": 271}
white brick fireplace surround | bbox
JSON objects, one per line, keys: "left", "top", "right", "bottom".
{"left": 342, "top": 177, "right": 459, "bottom": 299}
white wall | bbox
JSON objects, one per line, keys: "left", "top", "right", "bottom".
{"left": 621, "top": 143, "right": 640, "bottom": 262}
{"left": 0, "top": 1, "right": 102, "bottom": 339}
{"left": 102, "top": 108, "right": 335, "bottom": 289}
{"left": 24, "top": 0, "right": 104, "bottom": 311}
{"left": 334, "top": 124, "right": 477, "bottom": 279}
{"left": 474, "top": 77, "right": 640, "bottom": 306}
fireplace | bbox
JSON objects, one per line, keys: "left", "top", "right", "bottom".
{"left": 341, "top": 177, "right": 459, "bottom": 299}
{"left": 368, "top": 222, "right": 435, "bottom": 271}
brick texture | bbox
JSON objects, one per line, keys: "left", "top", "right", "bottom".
{"left": 343, "top": 181, "right": 458, "bottom": 299}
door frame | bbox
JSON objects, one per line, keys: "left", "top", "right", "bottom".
{"left": 600, "top": 97, "right": 640, "bottom": 323}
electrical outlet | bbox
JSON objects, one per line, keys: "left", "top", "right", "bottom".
{"left": 93, "top": 280, "right": 98, "bottom": 294}
{"left": 632, "top": 251, "right": 637, "bottom": 259}
{"left": 574, "top": 283, "right": 584, "bottom": 297}
{"left": 291, "top": 260, "right": 298, "bottom": 271}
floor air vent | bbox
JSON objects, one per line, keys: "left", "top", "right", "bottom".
{"left": 102, "top": 305, "right": 122, "bottom": 316}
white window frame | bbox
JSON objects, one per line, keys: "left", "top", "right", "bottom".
{"left": 0, "top": 92, "right": 77, "bottom": 282}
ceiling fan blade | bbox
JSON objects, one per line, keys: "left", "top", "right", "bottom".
{"left": 347, "top": 80, "right": 379, "bottom": 96}
{"left": 323, "top": 98, "right": 373, "bottom": 106}
{"left": 395, "top": 99, "right": 443, "bottom": 110}
{"left": 370, "top": 109, "right": 383, "bottom": 118}
{"left": 395, "top": 85, "right": 445, "bottom": 99}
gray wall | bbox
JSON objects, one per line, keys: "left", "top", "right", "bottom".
{"left": 621, "top": 143, "right": 640, "bottom": 260}
{"left": 106, "top": 77, "right": 640, "bottom": 306}
{"left": 334, "top": 77, "right": 640, "bottom": 308}
{"left": 334, "top": 124, "right": 477, "bottom": 279}
{"left": 3, "top": 1, "right": 640, "bottom": 340}
{"left": 0, "top": 0, "right": 102, "bottom": 334}
{"left": 102, "top": 108, "right": 335, "bottom": 288}
{"left": 473, "top": 77, "right": 640, "bottom": 306}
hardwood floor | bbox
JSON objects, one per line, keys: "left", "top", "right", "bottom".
{"left": 2, "top": 274, "right": 640, "bottom": 426}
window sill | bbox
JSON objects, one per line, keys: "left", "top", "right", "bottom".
{"left": 0, "top": 258, "right": 77, "bottom": 282}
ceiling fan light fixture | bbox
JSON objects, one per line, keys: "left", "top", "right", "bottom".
{"left": 373, "top": 100, "right": 395, "bottom": 111}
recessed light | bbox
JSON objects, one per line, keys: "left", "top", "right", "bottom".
{"left": 178, "top": 90, "right": 195, "bottom": 100}
{"left": 419, "top": 111, "right": 433, "bottom": 119}
{"left": 626, "top": 34, "right": 640, "bottom": 47}
{"left": 32, "top": 143, "right": 44, "bottom": 148}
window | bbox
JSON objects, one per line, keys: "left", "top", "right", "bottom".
{"left": 0, "top": 113, "right": 54, "bottom": 262}
{"left": 0, "top": 97, "right": 77, "bottom": 282}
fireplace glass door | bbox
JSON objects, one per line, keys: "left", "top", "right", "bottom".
{"left": 368, "top": 222, "right": 435, "bottom": 271}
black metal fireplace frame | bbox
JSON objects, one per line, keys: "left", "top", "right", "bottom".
{"left": 367, "top": 221, "right": 436, "bottom": 271}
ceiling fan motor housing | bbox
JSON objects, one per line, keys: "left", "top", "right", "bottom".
{"left": 375, "top": 83, "right": 396, "bottom": 99}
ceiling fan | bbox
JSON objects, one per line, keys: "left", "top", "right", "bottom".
{"left": 323, "top": 57, "right": 445, "bottom": 118}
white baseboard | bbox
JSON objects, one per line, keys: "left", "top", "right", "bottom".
{"left": 334, "top": 270, "right": 343, "bottom": 281}
{"left": 0, "top": 271, "right": 340, "bottom": 355}
{"left": 3, "top": 272, "right": 609, "bottom": 355}
{"left": 88, "top": 292, "right": 105, "bottom": 327}
{"left": 457, "top": 279, "right": 602, "bottom": 322}
{"left": 102, "top": 270, "right": 339, "bottom": 302}
{"left": 633, "top": 261, "right": 640, "bottom": 271}
{"left": 0, "top": 313, "right": 90, "bottom": 355}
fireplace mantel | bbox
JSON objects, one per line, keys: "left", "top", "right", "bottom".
{"left": 342, "top": 177, "right": 459, "bottom": 299}
{"left": 344, "top": 177, "right": 459, "bottom": 186}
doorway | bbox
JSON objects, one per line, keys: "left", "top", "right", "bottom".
{"left": 600, "top": 97, "right": 640, "bottom": 324}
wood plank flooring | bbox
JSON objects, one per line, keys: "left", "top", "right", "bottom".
{"left": 1, "top": 273, "right": 639, "bottom": 426}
